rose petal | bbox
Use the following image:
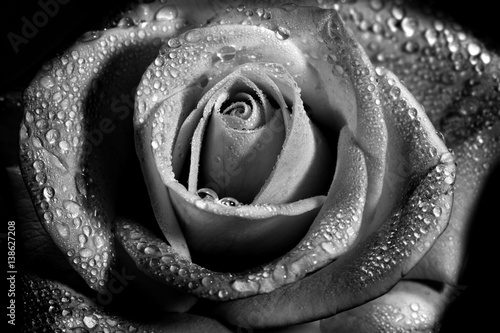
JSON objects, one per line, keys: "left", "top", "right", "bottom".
{"left": 211, "top": 15, "right": 456, "bottom": 329}
{"left": 19, "top": 272, "right": 231, "bottom": 332}
{"left": 116, "top": 126, "right": 366, "bottom": 299}
{"left": 213, "top": 156, "right": 454, "bottom": 327}
{"left": 18, "top": 1, "right": 228, "bottom": 292}
{"left": 198, "top": 91, "right": 287, "bottom": 203}
{"left": 319, "top": 280, "right": 453, "bottom": 332}
{"left": 134, "top": 19, "right": 338, "bottom": 269}
{"left": 187, "top": 63, "right": 331, "bottom": 205}
{"left": 337, "top": 0, "right": 500, "bottom": 291}
{"left": 210, "top": 3, "right": 389, "bottom": 225}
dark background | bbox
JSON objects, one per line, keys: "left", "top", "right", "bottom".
{"left": 1, "top": 0, "right": 498, "bottom": 332}
{"left": 1, "top": 0, "right": 500, "bottom": 90}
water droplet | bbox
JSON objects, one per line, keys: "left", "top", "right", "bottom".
{"left": 83, "top": 315, "right": 97, "bottom": 328}
{"left": 93, "top": 235, "right": 105, "bottom": 248}
{"left": 144, "top": 245, "right": 161, "bottom": 255}
{"left": 75, "top": 173, "right": 88, "bottom": 198}
{"left": 40, "top": 75, "right": 55, "bottom": 89}
{"left": 275, "top": 27, "right": 290, "bottom": 40}
{"left": 201, "top": 276, "right": 215, "bottom": 286}
{"left": 82, "top": 225, "right": 92, "bottom": 237}
{"left": 424, "top": 29, "right": 438, "bottom": 46}
{"left": 36, "top": 119, "right": 48, "bottom": 129}
{"left": 401, "top": 17, "right": 418, "bottom": 37}
{"left": 369, "top": 0, "right": 384, "bottom": 11}
{"left": 33, "top": 160, "right": 45, "bottom": 171}
{"left": 218, "top": 197, "right": 241, "bottom": 207}
{"left": 185, "top": 29, "right": 202, "bottom": 43}
{"left": 218, "top": 289, "right": 229, "bottom": 298}
{"left": 156, "top": 6, "right": 177, "bottom": 21}
{"left": 45, "top": 129, "right": 60, "bottom": 144}
{"left": 161, "top": 255, "right": 175, "bottom": 264}
{"left": 391, "top": 6, "right": 405, "bottom": 20}
{"left": 55, "top": 222, "right": 70, "bottom": 238}
{"left": 167, "top": 37, "right": 181, "bottom": 48}
{"left": 410, "top": 303, "right": 420, "bottom": 311}
{"left": 432, "top": 206, "right": 442, "bottom": 217}
{"left": 480, "top": 52, "right": 491, "bottom": 64}
{"left": 216, "top": 45, "right": 237, "bottom": 62}
{"left": 79, "top": 31, "right": 101, "bottom": 42}
{"left": 262, "top": 10, "right": 272, "bottom": 20}
{"left": 197, "top": 188, "right": 218, "bottom": 201}
{"left": 42, "top": 149, "right": 68, "bottom": 172}
{"left": 43, "top": 186, "right": 55, "bottom": 199}
{"left": 389, "top": 86, "right": 401, "bottom": 99}
{"left": 117, "top": 16, "right": 135, "bottom": 28}
{"left": 467, "top": 42, "right": 481, "bottom": 56}
{"left": 59, "top": 140, "right": 70, "bottom": 151}
{"left": 44, "top": 211, "right": 53, "bottom": 221}
{"left": 79, "top": 233, "right": 88, "bottom": 245}
{"left": 402, "top": 40, "right": 419, "bottom": 53}
{"left": 79, "top": 248, "right": 94, "bottom": 258}
{"left": 445, "top": 176, "right": 454, "bottom": 185}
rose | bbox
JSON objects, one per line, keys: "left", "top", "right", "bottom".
{"left": 2, "top": 0, "right": 499, "bottom": 332}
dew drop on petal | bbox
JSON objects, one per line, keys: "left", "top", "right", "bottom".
{"left": 424, "top": 29, "right": 438, "bottom": 46}
{"left": 33, "top": 160, "right": 45, "bottom": 171}
{"left": 79, "top": 31, "right": 101, "bottom": 43}
{"left": 185, "top": 29, "right": 202, "bottom": 43}
{"left": 216, "top": 45, "right": 237, "bottom": 62}
{"left": 117, "top": 16, "right": 135, "bottom": 28}
{"left": 389, "top": 86, "right": 401, "bottom": 99}
{"left": 432, "top": 206, "right": 442, "bottom": 217}
{"left": 275, "top": 27, "right": 290, "bottom": 40}
{"left": 156, "top": 6, "right": 178, "bottom": 21}
{"left": 45, "top": 129, "right": 60, "bottom": 144}
{"left": 467, "top": 42, "right": 481, "bottom": 56}
{"left": 197, "top": 188, "right": 219, "bottom": 201}
{"left": 93, "top": 235, "right": 105, "bottom": 248}
{"left": 79, "top": 248, "right": 94, "bottom": 258}
{"left": 218, "top": 197, "right": 241, "bottom": 207}
{"left": 167, "top": 37, "right": 181, "bottom": 48}
{"left": 40, "top": 76, "right": 55, "bottom": 89}
{"left": 401, "top": 17, "right": 418, "bottom": 37}
{"left": 43, "top": 186, "right": 55, "bottom": 199}
{"left": 59, "top": 140, "right": 70, "bottom": 151}
{"left": 55, "top": 222, "right": 70, "bottom": 238}
{"left": 369, "top": 0, "right": 384, "bottom": 11}
{"left": 63, "top": 200, "right": 82, "bottom": 217}
{"left": 144, "top": 245, "right": 161, "bottom": 255}
{"left": 201, "top": 276, "right": 215, "bottom": 286}
{"left": 218, "top": 290, "right": 229, "bottom": 299}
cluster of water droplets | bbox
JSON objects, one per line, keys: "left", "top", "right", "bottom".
{"left": 117, "top": 221, "right": 238, "bottom": 300}
{"left": 21, "top": 274, "right": 146, "bottom": 332}
{"left": 196, "top": 187, "right": 242, "bottom": 206}
{"left": 20, "top": 0, "right": 206, "bottom": 292}
{"left": 367, "top": 299, "right": 435, "bottom": 331}
{"left": 337, "top": 0, "right": 500, "bottom": 150}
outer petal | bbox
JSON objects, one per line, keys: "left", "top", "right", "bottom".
{"left": 119, "top": 6, "right": 455, "bottom": 319}
{"left": 17, "top": 0, "right": 235, "bottom": 292}
{"left": 212, "top": 22, "right": 455, "bottom": 331}
{"left": 19, "top": 273, "right": 231, "bottom": 332}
